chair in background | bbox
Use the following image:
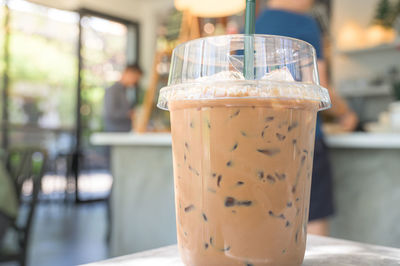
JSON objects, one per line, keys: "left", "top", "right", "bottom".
{"left": 0, "top": 147, "right": 47, "bottom": 266}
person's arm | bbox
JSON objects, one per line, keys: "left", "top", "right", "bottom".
{"left": 318, "top": 60, "right": 358, "bottom": 131}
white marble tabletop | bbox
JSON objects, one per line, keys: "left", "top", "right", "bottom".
{"left": 324, "top": 132, "right": 400, "bottom": 149}
{"left": 90, "top": 132, "right": 172, "bottom": 146}
{"left": 91, "top": 132, "right": 400, "bottom": 149}
{"left": 86, "top": 235, "right": 400, "bottom": 266}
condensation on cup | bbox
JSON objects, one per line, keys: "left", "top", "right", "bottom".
{"left": 158, "top": 34, "right": 331, "bottom": 266}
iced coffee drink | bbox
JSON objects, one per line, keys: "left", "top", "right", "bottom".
{"left": 158, "top": 35, "right": 331, "bottom": 266}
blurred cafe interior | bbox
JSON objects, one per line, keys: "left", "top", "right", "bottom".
{"left": 0, "top": 0, "right": 400, "bottom": 265}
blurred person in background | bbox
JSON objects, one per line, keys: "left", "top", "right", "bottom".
{"left": 103, "top": 64, "right": 143, "bottom": 132}
{"left": 256, "top": 0, "right": 358, "bottom": 236}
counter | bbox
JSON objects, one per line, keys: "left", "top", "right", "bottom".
{"left": 325, "top": 132, "right": 400, "bottom": 148}
{"left": 91, "top": 132, "right": 400, "bottom": 256}
{"left": 91, "top": 133, "right": 175, "bottom": 257}
{"left": 91, "top": 133, "right": 171, "bottom": 146}
{"left": 92, "top": 132, "right": 400, "bottom": 149}
{"left": 324, "top": 133, "right": 400, "bottom": 248}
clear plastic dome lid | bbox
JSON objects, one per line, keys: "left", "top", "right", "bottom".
{"left": 157, "top": 34, "right": 331, "bottom": 111}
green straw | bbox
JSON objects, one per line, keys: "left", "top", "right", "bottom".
{"left": 244, "top": 0, "right": 255, "bottom": 80}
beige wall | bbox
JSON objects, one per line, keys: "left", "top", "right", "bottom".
{"left": 331, "top": 0, "right": 400, "bottom": 94}
{"left": 331, "top": 0, "right": 379, "bottom": 35}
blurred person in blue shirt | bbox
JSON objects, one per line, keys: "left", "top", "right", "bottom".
{"left": 256, "top": 0, "right": 358, "bottom": 235}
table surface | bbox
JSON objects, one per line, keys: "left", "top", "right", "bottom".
{"left": 86, "top": 235, "right": 400, "bottom": 266}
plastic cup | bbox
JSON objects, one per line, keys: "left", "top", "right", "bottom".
{"left": 158, "top": 34, "right": 331, "bottom": 266}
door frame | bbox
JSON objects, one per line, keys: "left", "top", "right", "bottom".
{"left": 73, "top": 8, "right": 140, "bottom": 203}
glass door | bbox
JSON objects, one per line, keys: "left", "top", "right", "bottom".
{"left": 0, "top": 1, "right": 139, "bottom": 202}
{"left": 73, "top": 11, "right": 139, "bottom": 202}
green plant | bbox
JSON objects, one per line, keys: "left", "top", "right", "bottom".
{"left": 392, "top": 0, "right": 400, "bottom": 23}
{"left": 374, "top": 0, "right": 400, "bottom": 27}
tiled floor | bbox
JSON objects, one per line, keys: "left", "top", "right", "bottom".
{"left": 27, "top": 202, "right": 109, "bottom": 266}
{"left": 1, "top": 172, "right": 112, "bottom": 266}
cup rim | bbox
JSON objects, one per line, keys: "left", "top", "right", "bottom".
{"left": 157, "top": 79, "right": 331, "bottom": 111}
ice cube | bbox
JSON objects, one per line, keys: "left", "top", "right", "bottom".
{"left": 260, "top": 68, "right": 295, "bottom": 82}
{"left": 195, "top": 71, "right": 245, "bottom": 82}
